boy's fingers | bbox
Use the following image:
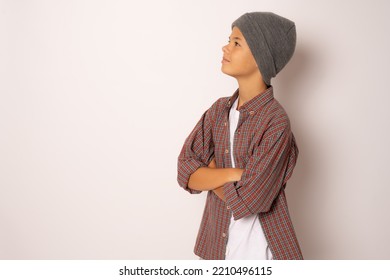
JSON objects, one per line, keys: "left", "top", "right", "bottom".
{"left": 208, "top": 158, "right": 217, "bottom": 168}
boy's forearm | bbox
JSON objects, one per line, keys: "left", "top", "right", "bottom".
{"left": 188, "top": 167, "right": 243, "bottom": 191}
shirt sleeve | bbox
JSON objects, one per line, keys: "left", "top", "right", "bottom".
{"left": 177, "top": 105, "right": 216, "bottom": 194}
{"left": 224, "top": 120, "right": 299, "bottom": 219}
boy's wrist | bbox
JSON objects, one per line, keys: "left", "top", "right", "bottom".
{"left": 225, "top": 168, "right": 244, "bottom": 182}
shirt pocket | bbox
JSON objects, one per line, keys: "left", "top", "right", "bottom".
{"left": 232, "top": 130, "right": 251, "bottom": 168}
{"left": 233, "top": 122, "right": 265, "bottom": 168}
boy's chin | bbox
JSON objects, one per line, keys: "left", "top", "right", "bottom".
{"left": 221, "top": 67, "right": 237, "bottom": 78}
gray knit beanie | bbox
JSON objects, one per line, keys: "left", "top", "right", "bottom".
{"left": 232, "top": 12, "right": 296, "bottom": 86}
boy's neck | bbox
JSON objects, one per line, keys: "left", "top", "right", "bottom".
{"left": 236, "top": 76, "right": 268, "bottom": 109}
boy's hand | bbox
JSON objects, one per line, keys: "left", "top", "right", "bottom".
{"left": 208, "top": 158, "right": 217, "bottom": 168}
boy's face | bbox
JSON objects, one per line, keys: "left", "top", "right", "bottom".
{"left": 221, "top": 27, "right": 261, "bottom": 80}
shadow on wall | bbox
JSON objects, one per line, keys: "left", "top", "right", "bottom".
{"left": 275, "top": 44, "right": 331, "bottom": 260}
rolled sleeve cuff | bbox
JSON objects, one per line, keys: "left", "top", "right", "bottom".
{"left": 178, "top": 158, "right": 206, "bottom": 194}
{"left": 224, "top": 181, "right": 252, "bottom": 220}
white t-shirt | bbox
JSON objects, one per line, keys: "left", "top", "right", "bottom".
{"left": 225, "top": 97, "right": 273, "bottom": 260}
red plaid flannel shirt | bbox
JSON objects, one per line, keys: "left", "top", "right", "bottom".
{"left": 177, "top": 86, "right": 303, "bottom": 260}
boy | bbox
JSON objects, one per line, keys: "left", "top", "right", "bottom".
{"left": 177, "top": 12, "right": 303, "bottom": 260}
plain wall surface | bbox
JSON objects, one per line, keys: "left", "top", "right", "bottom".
{"left": 1, "top": 0, "right": 389, "bottom": 259}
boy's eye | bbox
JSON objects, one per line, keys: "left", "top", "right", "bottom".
{"left": 227, "top": 39, "right": 240, "bottom": 47}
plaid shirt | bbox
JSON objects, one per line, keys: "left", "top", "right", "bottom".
{"left": 177, "top": 86, "right": 303, "bottom": 260}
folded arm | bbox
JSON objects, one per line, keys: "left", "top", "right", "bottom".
{"left": 188, "top": 168, "right": 241, "bottom": 191}
{"left": 178, "top": 100, "right": 243, "bottom": 196}
{"left": 224, "top": 125, "right": 299, "bottom": 220}
{"left": 188, "top": 159, "right": 243, "bottom": 197}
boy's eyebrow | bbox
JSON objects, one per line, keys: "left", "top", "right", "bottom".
{"left": 229, "top": 36, "right": 242, "bottom": 40}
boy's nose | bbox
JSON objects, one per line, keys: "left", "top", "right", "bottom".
{"left": 222, "top": 44, "right": 229, "bottom": 53}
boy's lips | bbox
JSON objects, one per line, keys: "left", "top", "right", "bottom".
{"left": 222, "top": 57, "right": 231, "bottom": 63}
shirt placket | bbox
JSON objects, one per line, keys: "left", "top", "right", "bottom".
{"left": 221, "top": 102, "right": 251, "bottom": 259}
{"left": 233, "top": 109, "right": 248, "bottom": 168}
{"left": 221, "top": 108, "right": 231, "bottom": 259}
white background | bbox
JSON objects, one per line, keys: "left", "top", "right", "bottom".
{"left": 0, "top": 0, "right": 389, "bottom": 259}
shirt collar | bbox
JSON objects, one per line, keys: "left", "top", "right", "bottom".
{"left": 226, "top": 86, "right": 274, "bottom": 113}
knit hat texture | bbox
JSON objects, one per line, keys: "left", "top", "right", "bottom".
{"left": 232, "top": 12, "right": 296, "bottom": 85}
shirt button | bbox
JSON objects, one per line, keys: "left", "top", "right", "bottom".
{"left": 222, "top": 233, "right": 227, "bottom": 238}
{"left": 227, "top": 206, "right": 230, "bottom": 210}
{"left": 224, "top": 122, "right": 227, "bottom": 126}
{"left": 249, "top": 111, "right": 255, "bottom": 115}
{"left": 225, "top": 149, "right": 229, "bottom": 154}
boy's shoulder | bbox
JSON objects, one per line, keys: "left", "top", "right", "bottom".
{"left": 199, "top": 96, "right": 230, "bottom": 126}
{"left": 211, "top": 96, "right": 230, "bottom": 109}
{"left": 207, "top": 96, "right": 230, "bottom": 117}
